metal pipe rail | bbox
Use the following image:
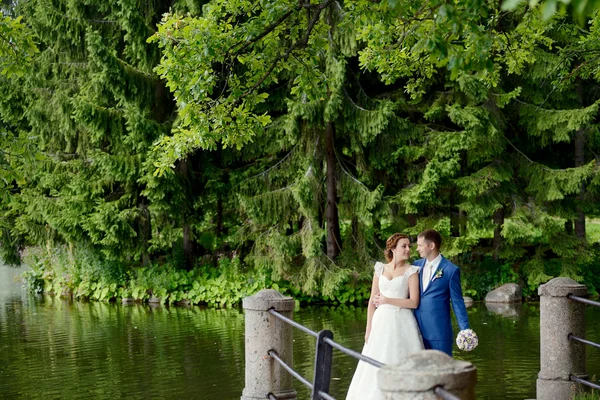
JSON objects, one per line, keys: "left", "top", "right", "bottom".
{"left": 268, "top": 349, "right": 313, "bottom": 390}
{"left": 567, "top": 294, "right": 600, "bottom": 392}
{"left": 322, "top": 336, "right": 384, "bottom": 368}
{"left": 434, "top": 386, "right": 462, "bottom": 400}
{"left": 268, "top": 308, "right": 318, "bottom": 338}
{"left": 268, "top": 308, "right": 463, "bottom": 400}
{"left": 567, "top": 294, "right": 600, "bottom": 308}
{"left": 568, "top": 333, "right": 600, "bottom": 350}
{"left": 570, "top": 374, "right": 600, "bottom": 391}
{"left": 317, "top": 391, "right": 336, "bottom": 400}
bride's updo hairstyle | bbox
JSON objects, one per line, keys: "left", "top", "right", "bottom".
{"left": 384, "top": 233, "right": 410, "bottom": 262}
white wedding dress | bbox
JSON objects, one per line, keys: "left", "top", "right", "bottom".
{"left": 345, "top": 262, "right": 424, "bottom": 400}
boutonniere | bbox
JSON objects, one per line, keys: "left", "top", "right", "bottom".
{"left": 432, "top": 269, "right": 443, "bottom": 281}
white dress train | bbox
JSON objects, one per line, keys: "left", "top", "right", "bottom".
{"left": 345, "top": 263, "right": 424, "bottom": 400}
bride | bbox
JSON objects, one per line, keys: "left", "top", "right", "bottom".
{"left": 346, "top": 233, "right": 424, "bottom": 400}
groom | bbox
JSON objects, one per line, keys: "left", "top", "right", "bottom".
{"left": 413, "top": 229, "right": 470, "bottom": 357}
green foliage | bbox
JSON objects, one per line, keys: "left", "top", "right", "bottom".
{"left": 23, "top": 245, "right": 374, "bottom": 307}
{"left": 502, "top": 0, "right": 600, "bottom": 24}
{"left": 460, "top": 256, "right": 525, "bottom": 298}
{"left": 0, "top": 12, "right": 37, "bottom": 77}
{"left": 0, "top": 0, "right": 191, "bottom": 271}
{"left": 6, "top": 0, "right": 600, "bottom": 305}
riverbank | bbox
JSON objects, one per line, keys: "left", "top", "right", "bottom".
{"left": 20, "top": 246, "right": 371, "bottom": 307}
{"left": 20, "top": 244, "right": 600, "bottom": 309}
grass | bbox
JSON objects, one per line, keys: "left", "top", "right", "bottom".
{"left": 586, "top": 219, "right": 600, "bottom": 244}
{"left": 572, "top": 392, "right": 598, "bottom": 400}
{"left": 571, "top": 384, "right": 598, "bottom": 400}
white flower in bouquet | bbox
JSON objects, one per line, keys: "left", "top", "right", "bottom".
{"left": 456, "top": 329, "right": 478, "bottom": 351}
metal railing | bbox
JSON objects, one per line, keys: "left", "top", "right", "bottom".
{"left": 435, "top": 386, "right": 462, "bottom": 400}
{"left": 567, "top": 294, "right": 600, "bottom": 390}
{"left": 267, "top": 308, "right": 460, "bottom": 400}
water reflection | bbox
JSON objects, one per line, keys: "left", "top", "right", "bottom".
{"left": 1, "top": 265, "right": 599, "bottom": 400}
{"left": 485, "top": 301, "right": 523, "bottom": 318}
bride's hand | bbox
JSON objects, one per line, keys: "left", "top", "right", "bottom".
{"left": 378, "top": 294, "right": 387, "bottom": 305}
{"left": 372, "top": 293, "right": 380, "bottom": 308}
{"left": 364, "top": 331, "right": 370, "bottom": 343}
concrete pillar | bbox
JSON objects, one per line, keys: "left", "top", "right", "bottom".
{"left": 241, "top": 289, "right": 297, "bottom": 400}
{"left": 377, "top": 350, "right": 477, "bottom": 399}
{"left": 537, "top": 277, "right": 588, "bottom": 400}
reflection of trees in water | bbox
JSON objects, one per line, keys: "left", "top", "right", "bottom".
{"left": 0, "top": 296, "right": 246, "bottom": 399}
{"left": 1, "top": 295, "right": 599, "bottom": 400}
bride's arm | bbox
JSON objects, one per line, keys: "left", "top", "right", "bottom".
{"left": 379, "top": 274, "right": 420, "bottom": 309}
{"left": 365, "top": 274, "right": 380, "bottom": 343}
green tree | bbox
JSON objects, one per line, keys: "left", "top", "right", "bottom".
{"left": 0, "top": 0, "right": 182, "bottom": 268}
{"left": 152, "top": 1, "right": 421, "bottom": 293}
{"left": 0, "top": 8, "right": 38, "bottom": 264}
{"left": 5, "top": 0, "right": 600, "bottom": 301}
{"left": 0, "top": 11, "right": 37, "bottom": 77}
{"left": 350, "top": 0, "right": 600, "bottom": 290}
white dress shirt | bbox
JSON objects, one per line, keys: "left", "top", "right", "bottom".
{"left": 422, "top": 253, "right": 442, "bottom": 291}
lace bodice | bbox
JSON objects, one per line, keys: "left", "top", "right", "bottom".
{"left": 374, "top": 262, "right": 420, "bottom": 300}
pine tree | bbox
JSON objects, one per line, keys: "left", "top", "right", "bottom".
{"left": 0, "top": 0, "right": 188, "bottom": 268}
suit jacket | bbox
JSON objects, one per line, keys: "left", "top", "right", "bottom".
{"left": 413, "top": 256, "right": 470, "bottom": 342}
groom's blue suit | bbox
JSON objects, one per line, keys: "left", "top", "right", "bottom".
{"left": 413, "top": 256, "right": 470, "bottom": 357}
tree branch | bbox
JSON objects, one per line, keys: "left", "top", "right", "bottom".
{"left": 228, "top": 8, "right": 297, "bottom": 58}
{"left": 233, "top": 0, "right": 334, "bottom": 104}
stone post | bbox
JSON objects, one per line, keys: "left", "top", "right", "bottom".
{"left": 241, "top": 289, "right": 297, "bottom": 400}
{"left": 377, "top": 350, "right": 477, "bottom": 399}
{"left": 537, "top": 277, "right": 588, "bottom": 400}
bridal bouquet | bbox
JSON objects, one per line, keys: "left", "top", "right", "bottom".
{"left": 456, "top": 329, "right": 478, "bottom": 351}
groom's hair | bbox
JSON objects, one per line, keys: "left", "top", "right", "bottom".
{"left": 418, "top": 229, "right": 442, "bottom": 250}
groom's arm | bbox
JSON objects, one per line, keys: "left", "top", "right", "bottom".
{"left": 449, "top": 268, "right": 470, "bottom": 331}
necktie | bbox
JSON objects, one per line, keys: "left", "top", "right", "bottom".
{"left": 423, "top": 262, "right": 432, "bottom": 291}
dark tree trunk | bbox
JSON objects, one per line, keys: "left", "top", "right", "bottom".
{"left": 325, "top": 121, "right": 341, "bottom": 259}
{"left": 451, "top": 212, "right": 460, "bottom": 237}
{"left": 351, "top": 216, "right": 360, "bottom": 245}
{"left": 183, "top": 223, "right": 195, "bottom": 268}
{"left": 177, "top": 159, "right": 195, "bottom": 269}
{"left": 450, "top": 187, "right": 460, "bottom": 237}
{"left": 450, "top": 158, "right": 465, "bottom": 237}
{"left": 216, "top": 193, "right": 224, "bottom": 238}
{"left": 574, "top": 128, "right": 586, "bottom": 239}
{"left": 565, "top": 220, "right": 574, "bottom": 235}
{"left": 493, "top": 207, "right": 504, "bottom": 260}
{"left": 406, "top": 214, "right": 417, "bottom": 227}
{"left": 139, "top": 199, "right": 151, "bottom": 266}
{"left": 214, "top": 142, "right": 227, "bottom": 239}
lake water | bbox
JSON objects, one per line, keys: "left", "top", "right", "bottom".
{"left": 0, "top": 264, "right": 598, "bottom": 399}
